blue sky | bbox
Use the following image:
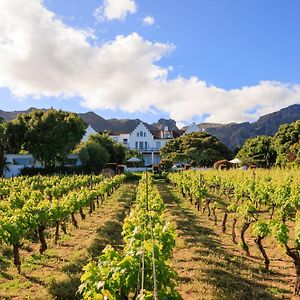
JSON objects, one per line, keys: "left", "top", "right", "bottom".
{"left": 1, "top": 0, "right": 300, "bottom": 125}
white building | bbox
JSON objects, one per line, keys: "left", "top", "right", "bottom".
{"left": 81, "top": 125, "right": 97, "bottom": 142}
{"left": 110, "top": 122, "right": 181, "bottom": 165}
{"left": 3, "top": 153, "right": 80, "bottom": 177}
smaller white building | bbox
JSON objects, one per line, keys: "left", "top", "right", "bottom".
{"left": 3, "top": 153, "right": 81, "bottom": 177}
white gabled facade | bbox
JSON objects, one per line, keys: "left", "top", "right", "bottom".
{"left": 81, "top": 125, "right": 97, "bottom": 142}
{"left": 110, "top": 122, "right": 174, "bottom": 166}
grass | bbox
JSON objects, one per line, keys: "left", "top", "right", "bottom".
{"left": 156, "top": 181, "right": 294, "bottom": 300}
{"left": 0, "top": 183, "right": 136, "bottom": 300}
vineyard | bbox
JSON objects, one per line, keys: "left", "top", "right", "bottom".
{"left": 0, "top": 170, "right": 300, "bottom": 299}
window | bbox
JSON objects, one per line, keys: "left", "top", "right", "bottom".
{"left": 135, "top": 142, "right": 138, "bottom": 149}
{"left": 140, "top": 131, "right": 143, "bottom": 137}
{"left": 123, "top": 139, "right": 128, "bottom": 145}
{"left": 156, "top": 141, "right": 161, "bottom": 149}
{"left": 145, "top": 141, "right": 148, "bottom": 149}
{"left": 137, "top": 132, "right": 139, "bottom": 137}
{"left": 144, "top": 132, "right": 146, "bottom": 137}
{"left": 139, "top": 141, "right": 144, "bottom": 149}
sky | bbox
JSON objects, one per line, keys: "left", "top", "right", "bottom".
{"left": 1, "top": 0, "right": 300, "bottom": 127}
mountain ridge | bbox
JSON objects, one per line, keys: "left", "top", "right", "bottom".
{"left": 1, "top": 104, "right": 300, "bottom": 150}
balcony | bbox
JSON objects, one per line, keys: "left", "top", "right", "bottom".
{"left": 127, "top": 146, "right": 161, "bottom": 152}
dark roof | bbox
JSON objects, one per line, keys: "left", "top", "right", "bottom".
{"left": 102, "top": 122, "right": 183, "bottom": 139}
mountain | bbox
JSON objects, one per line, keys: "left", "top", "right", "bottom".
{"left": 199, "top": 104, "right": 300, "bottom": 149}
{"left": 0, "top": 107, "right": 41, "bottom": 122}
{"left": 1, "top": 104, "right": 300, "bottom": 150}
{"left": 0, "top": 108, "right": 180, "bottom": 136}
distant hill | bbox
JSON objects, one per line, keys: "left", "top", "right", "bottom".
{"left": 1, "top": 104, "right": 300, "bottom": 150}
{"left": 0, "top": 108, "right": 180, "bottom": 136}
{"left": 199, "top": 104, "right": 300, "bottom": 149}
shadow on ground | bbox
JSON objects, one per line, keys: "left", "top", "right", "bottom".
{"left": 47, "top": 184, "right": 135, "bottom": 300}
{"left": 156, "top": 182, "right": 283, "bottom": 300}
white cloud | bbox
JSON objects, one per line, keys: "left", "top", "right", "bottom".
{"left": 143, "top": 15, "right": 155, "bottom": 26}
{"left": 94, "top": 0, "right": 137, "bottom": 22}
{"left": 0, "top": 0, "right": 300, "bottom": 125}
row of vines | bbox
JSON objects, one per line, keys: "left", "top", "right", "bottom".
{"left": 0, "top": 174, "right": 125, "bottom": 273}
{"left": 169, "top": 169, "right": 300, "bottom": 295}
{"left": 79, "top": 173, "right": 181, "bottom": 300}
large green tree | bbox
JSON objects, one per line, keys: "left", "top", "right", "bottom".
{"left": 20, "top": 109, "right": 87, "bottom": 168}
{"left": 75, "top": 141, "right": 110, "bottom": 172}
{"left": 5, "top": 115, "right": 28, "bottom": 153}
{"left": 273, "top": 121, "right": 300, "bottom": 166}
{"left": 89, "top": 133, "right": 126, "bottom": 164}
{"left": 237, "top": 135, "right": 276, "bottom": 168}
{"left": 160, "top": 132, "right": 232, "bottom": 167}
{"left": 0, "top": 119, "right": 7, "bottom": 175}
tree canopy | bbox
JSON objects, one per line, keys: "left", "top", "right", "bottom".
{"left": 88, "top": 133, "right": 126, "bottom": 164}
{"left": 16, "top": 109, "right": 87, "bottom": 168}
{"left": 160, "top": 132, "right": 232, "bottom": 167}
{"left": 273, "top": 121, "right": 300, "bottom": 166}
{"left": 75, "top": 140, "right": 110, "bottom": 172}
{"left": 237, "top": 135, "right": 276, "bottom": 168}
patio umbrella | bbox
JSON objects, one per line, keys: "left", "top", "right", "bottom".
{"left": 127, "top": 157, "right": 141, "bottom": 163}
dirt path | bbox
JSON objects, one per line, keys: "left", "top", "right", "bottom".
{"left": 0, "top": 183, "right": 136, "bottom": 300}
{"left": 156, "top": 181, "right": 293, "bottom": 300}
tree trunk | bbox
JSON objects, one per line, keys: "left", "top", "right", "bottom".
{"left": 79, "top": 207, "right": 86, "bottom": 220}
{"left": 241, "top": 221, "right": 253, "bottom": 256}
{"left": 232, "top": 218, "right": 238, "bottom": 244}
{"left": 270, "top": 204, "right": 275, "bottom": 220}
{"left": 254, "top": 235, "right": 269, "bottom": 271}
{"left": 89, "top": 200, "right": 93, "bottom": 215}
{"left": 54, "top": 221, "right": 60, "bottom": 244}
{"left": 212, "top": 207, "right": 217, "bottom": 225}
{"left": 61, "top": 221, "right": 67, "bottom": 234}
{"left": 38, "top": 225, "right": 47, "bottom": 254}
{"left": 222, "top": 212, "right": 228, "bottom": 233}
{"left": 285, "top": 245, "right": 300, "bottom": 295}
{"left": 13, "top": 243, "right": 21, "bottom": 274}
{"left": 206, "top": 199, "right": 211, "bottom": 217}
{"left": 71, "top": 213, "right": 78, "bottom": 228}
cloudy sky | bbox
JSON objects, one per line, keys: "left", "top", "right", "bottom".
{"left": 1, "top": 0, "right": 300, "bottom": 126}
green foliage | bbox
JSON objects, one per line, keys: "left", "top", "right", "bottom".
{"left": 0, "top": 174, "right": 125, "bottom": 272}
{"left": 79, "top": 174, "right": 181, "bottom": 299}
{"left": 160, "top": 132, "right": 232, "bottom": 167}
{"left": 237, "top": 135, "right": 276, "bottom": 168}
{"left": 273, "top": 121, "right": 300, "bottom": 166}
{"left": 15, "top": 109, "right": 87, "bottom": 168}
{"left": 253, "top": 221, "right": 270, "bottom": 238}
{"left": 159, "top": 158, "right": 173, "bottom": 171}
{"left": 75, "top": 141, "right": 110, "bottom": 172}
{"left": 89, "top": 133, "right": 126, "bottom": 164}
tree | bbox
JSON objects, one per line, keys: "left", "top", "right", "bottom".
{"left": 89, "top": 133, "right": 126, "bottom": 164}
{"left": 273, "top": 121, "right": 300, "bottom": 166}
{"left": 160, "top": 132, "right": 232, "bottom": 167}
{"left": 0, "top": 120, "right": 7, "bottom": 175}
{"left": 21, "top": 109, "right": 87, "bottom": 168}
{"left": 237, "top": 136, "right": 276, "bottom": 168}
{"left": 5, "top": 116, "right": 27, "bottom": 153}
{"left": 75, "top": 141, "right": 110, "bottom": 172}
